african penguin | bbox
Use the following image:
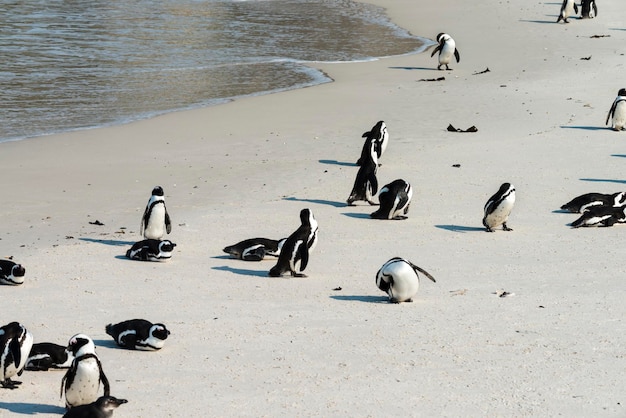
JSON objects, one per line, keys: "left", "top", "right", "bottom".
{"left": 430, "top": 33, "right": 460, "bottom": 70}
{"left": 61, "top": 334, "right": 110, "bottom": 409}
{"left": 125, "top": 239, "right": 176, "bottom": 261}
{"left": 580, "top": 0, "right": 597, "bottom": 18}
{"left": 26, "top": 342, "right": 74, "bottom": 371}
{"left": 571, "top": 205, "right": 626, "bottom": 228}
{"left": 483, "top": 183, "right": 516, "bottom": 232}
{"left": 269, "top": 208, "right": 318, "bottom": 278}
{"left": 357, "top": 121, "right": 389, "bottom": 166}
{"left": 223, "top": 238, "right": 287, "bottom": 261}
{"left": 370, "top": 179, "right": 413, "bottom": 220}
{"left": 347, "top": 140, "right": 379, "bottom": 206}
{"left": 376, "top": 257, "right": 436, "bottom": 303}
{"left": 560, "top": 192, "right": 626, "bottom": 213}
{"left": 0, "top": 322, "right": 33, "bottom": 389}
{"left": 557, "top": 0, "right": 579, "bottom": 23}
{"left": 0, "top": 259, "right": 25, "bottom": 285}
{"left": 62, "top": 395, "right": 128, "bottom": 418}
{"left": 606, "top": 88, "right": 626, "bottom": 131}
{"left": 106, "top": 319, "right": 170, "bottom": 351}
{"left": 140, "top": 186, "right": 172, "bottom": 240}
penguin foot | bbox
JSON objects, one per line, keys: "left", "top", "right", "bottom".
{"left": 485, "top": 227, "right": 495, "bottom": 232}
{"left": 367, "top": 200, "right": 379, "bottom": 206}
{"left": 1, "top": 379, "right": 22, "bottom": 389}
{"left": 291, "top": 272, "right": 308, "bottom": 278}
{"left": 502, "top": 224, "right": 513, "bottom": 231}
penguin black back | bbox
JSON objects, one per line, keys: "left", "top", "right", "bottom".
{"left": 268, "top": 208, "right": 318, "bottom": 278}
{"left": 62, "top": 396, "right": 128, "bottom": 418}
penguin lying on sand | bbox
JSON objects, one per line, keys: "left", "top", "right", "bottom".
{"left": 483, "top": 183, "right": 516, "bottom": 232}
{"left": 371, "top": 179, "right": 412, "bottom": 220}
{"left": 269, "top": 209, "right": 318, "bottom": 278}
{"left": 126, "top": 239, "right": 176, "bottom": 261}
{"left": 26, "top": 342, "right": 73, "bottom": 371}
{"left": 223, "top": 238, "right": 287, "bottom": 261}
{"left": 0, "top": 322, "right": 33, "bottom": 389}
{"left": 571, "top": 205, "right": 626, "bottom": 228}
{"left": 106, "top": 319, "right": 170, "bottom": 351}
{"left": 560, "top": 192, "right": 626, "bottom": 213}
{"left": 62, "top": 396, "right": 127, "bottom": 418}
{"left": 0, "top": 260, "right": 25, "bottom": 285}
{"left": 376, "top": 257, "right": 436, "bottom": 303}
{"left": 357, "top": 121, "right": 388, "bottom": 166}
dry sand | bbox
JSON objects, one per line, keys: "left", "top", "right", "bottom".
{"left": 1, "top": 0, "right": 625, "bottom": 416}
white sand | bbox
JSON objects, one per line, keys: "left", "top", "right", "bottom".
{"left": 1, "top": 0, "right": 625, "bottom": 416}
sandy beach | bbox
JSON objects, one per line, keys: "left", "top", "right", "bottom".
{"left": 1, "top": 0, "right": 626, "bottom": 416}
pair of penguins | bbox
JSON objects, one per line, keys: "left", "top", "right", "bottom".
{"left": 557, "top": 0, "right": 598, "bottom": 23}
{"left": 561, "top": 191, "right": 626, "bottom": 227}
{"left": 1, "top": 320, "right": 169, "bottom": 416}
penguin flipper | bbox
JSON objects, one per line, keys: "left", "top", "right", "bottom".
{"left": 574, "top": 3, "right": 578, "bottom": 13}
{"left": 406, "top": 261, "right": 437, "bottom": 283}
{"left": 298, "top": 240, "right": 309, "bottom": 272}
{"left": 165, "top": 211, "right": 172, "bottom": 234}
{"left": 96, "top": 356, "right": 111, "bottom": 396}
{"left": 454, "top": 48, "right": 460, "bottom": 63}
{"left": 593, "top": 2, "right": 597, "bottom": 16}
{"left": 430, "top": 44, "right": 441, "bottom": 57}
{"left": 607, "top": 102, "right": 617, "bottom": 125}
{"left": 9, "top": 338, "right": 21, "bottom": 369}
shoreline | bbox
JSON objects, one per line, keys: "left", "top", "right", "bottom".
{"left": 1, "top": 0, "right": 626, "bottom": 416}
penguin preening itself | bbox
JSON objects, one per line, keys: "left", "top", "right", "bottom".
{"left": 106, "top": 319, "right": 170, "bottom": 351}
{"left": 370, "top": 179, "right": 412, "bottom": 220}
{"left": 483, "top": 183, "right": 516, "bottom": 232}
{"left": 0, "top": 259, "right": 25, "bottom": 285}
{"left": 557, "top": 0, "right": 578, "bottom": 23}
{"left": 0, "top": 322, "right": 34, "bottom": 389}
{"left": 580, "top": 0, "right": 597, "bottom": 18}
{"left": 140, "top": 186, "right": 172, "bottom": 240}
{"left": 430, "top": 33, "right": 460, "bottom": 70}
{"left": 26, "top": 342, "right": 74, "bottom": 371}
{"left": 571, "top": 205, "right": 626, "bottom": 228}
{"left": 357, "top": 121, "right": 389, "bottom": 166}
{"left": 606, "top": 88, "right": 626, "bottom": 131}
{"left": 223, "top": 238, "right": 287, "bottom": 261}
{"left": 125, "top": 239, "right": 176, "bottom": 261}
{"left": 376, "top": 257, "right": 436, "bottom": 303}
{"left": 61, "top": 334, "right": 110, "bottom": 409}
{"left": 269, "top": 208, "right": 318, "bottom": 278}
{"left": 560, "top": 192, "right": 626, "bottom": 213}
{"left": 62, "top": 396, "right": 128, "bottom": 418}
{"left": 347, "top": 140, "right": 379, "bottom": 206}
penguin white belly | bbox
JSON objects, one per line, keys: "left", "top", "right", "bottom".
{"left": 66, "top": 358, "right": 101, "bottom": 407}
{"left": 137, "top": 335, "right": 166, "bottom": 351}
{"left": 486, "top": 199, "right": 515, "bottom": 228}
{"left": 385, "top": 262, "right": 419, "bottom": 302}
{"left": 613, "top": 101, "right": 626, "bottom": 130}
{"left": 439, "top": 42, "right": 455, "bottom": 65}
{"left": 144, "top": 205, "right": 166, "bottom": 239}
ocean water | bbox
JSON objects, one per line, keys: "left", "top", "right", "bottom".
{"left": 0, "top": 0, "right": 427, "bottom": 143}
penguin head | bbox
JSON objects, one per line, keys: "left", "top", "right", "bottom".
{"left": 95, "top": 396, "right": 128, "bottom": 412}
{"left": 150, "top": 324, "right": 170, "bottom": 341}
{"left": 151, "top": 186, "right": 164, "bottom": 197}
{"left": 373, "top": 121, "right": 386, "bottom": 137}
{"left": 299, "top": 208, "right": 315, "bottom": 226}
{"left": 618, "top": 88, "right": 626, "bottom": 97}
{"left": 159, "top": 240, "right": 177, "bottom": 253}
{"left": 11, "top": 264, "right": 25, "bottom": 278}
{"left": 0, "top": 322, "right": 27, "bottom": 365}
{"left": 67, "top": 333, "right": 96, "bottom": 357}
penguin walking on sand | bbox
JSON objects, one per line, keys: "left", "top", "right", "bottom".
{"left": 223, "top": 237, "right": 287, "bottom": 261}
{"left": 140, "top": 186, "right": 171, "bottom": 240}
{"left": 370, "top": 179, "right": 413, "bottom": 220}
{"left": 0, "top": 322, "right": 34, "bottom": 389}
{"left": 483, "top": 183, "right": 516, "bottom": 232}
{"left": 0, "top": 259, "right": 25, "bottom": 285}
{"left": 61, "top": 334, "right": 110, "bottom": 410}
{"left": 580, "top": 0, "right": 597, "bottom": 18}
{"left": 62, "top": 396, "right": 127, "bottom": 418}
{"left": 106, "top": 319, "right": 170, "bottom": 351}
{"left": 126, "top": 239, "right": 176, "bottom": 261}
{"left": 431, "top": 33, "right": 460, "bottom": 70}
{"left": 269, "top": 208, "right": 318, "bottom": 278}
{"left": 347, "top": 140, "right": 379, "bottom": 206}
{"left": 571, "top": 205, "right": 626, "bottom": 228}
{"left": 606, "top": 88, "right": 626, "bottom": 131}
{"left": 560, "top": 192, "right": 626, "bottom": 213}
{"left": 376, "top": 257, "right": 436, "bottom": 303}
{"left": 26, "top": 342, "right": 74, "bottom": 371}
{"left": 557, "top": 0, "right": 578, "bottom": 23}
{"left": 357, "top": 121, "right": 389, "bottom": 166}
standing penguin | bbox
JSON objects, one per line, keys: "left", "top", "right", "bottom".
{"left": 606, "top": 88, "right": 626, "bottom": 131}
{"left": 0, "top": 260, "right": 25, "bottom": 285}
{"left": 62, "top": 396, "right": 127, "bottom": 418}
{"left": 0, "top": 322, "right": 34, "bottom": 389}
{"left": 356, "top": 121, "right": 389, "bottom": 166}
{"left": 347, "top": 140, "right": 379, "bottom": 206}
{"left": 26, "top": 342, "right": 74, "bottom": 371}
{"left": 580, "top": 0, "right": 597, "bottom": 18}
{"left": 430, "top": 33, "right": 460, "bottom": 70}
{"left": 140, "top": 186, "right": 171, "bottom": 240}
{"left": 370, "top": 179, "right": 413, "bottom": 220}
{"left": 483, "top": 183, "right": 516, "bottom": 232}
{"left": 105, "top": 319, "right": 170, "bottom": 351}
{"left": 269, "top": 208, "right": 319, "bottom": 278}
{"left": 61, "top": 334, "right": 110, "bottom": 410}
{"left": 557, "top": 0, "right": 579, "bottom": 23}
{"left": 376, "top": 257, "right": 436, "bottom": 303}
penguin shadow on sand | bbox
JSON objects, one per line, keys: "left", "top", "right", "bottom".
{"left": 91, "top": 339, "right": 121, "bottom": 350}
{"left": 80, "top": 237, "right": 136, "bottom": 247}
{"left": 318, "top": 159, "right": 357, "bottom": 167}
{"left": 435, "top": 224, "right": 486, "bottom": 233}
{"left": 212, "top": 265, "right": 269, "bottom": 278}
{"left": 0, "top": 402, "right": 66, "bottom": 415}
{"left": 388, "top": 66, "right": 439, "bottom": 71}
{"left": 330, "top": 295, "right": 389, "bottom": 304}
{"left": 342, "top": 212, "right": 374, "bottom": 219}
{"left": 283, "top": 196, "right": 346, "bottom": 208}
{"left": 560, "top": 125, "right": 610, "bottom": 131}
{"left": 581, "top": 178, "right": 626, "bottom": 185}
